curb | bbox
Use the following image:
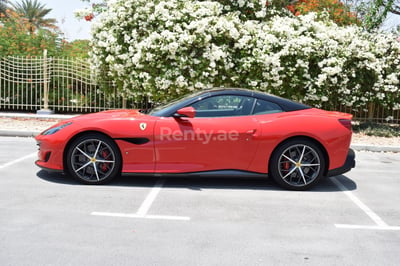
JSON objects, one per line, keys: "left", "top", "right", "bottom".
{"left": 0, "top": 130, "right": 40, "bottom": 137}
{"left": 350, "top": 144, "right": 400, "bottom": 153}
{"left": 0, "top": 112, "right": 75, "bottom": 120}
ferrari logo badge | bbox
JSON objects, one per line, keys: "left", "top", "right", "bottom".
{"left": 139, "top": 123, "right": 147, "bottom": 131}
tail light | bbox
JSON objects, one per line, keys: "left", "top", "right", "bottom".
{"left": 339, "top": 119, "right": 352, "bottom": 130}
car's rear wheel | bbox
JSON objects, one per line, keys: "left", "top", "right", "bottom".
{"left": 66, "top": 133, "right": 121, "bottom": 184}
{"left": 269, "top": 139, "right": 325, "bottom": 190}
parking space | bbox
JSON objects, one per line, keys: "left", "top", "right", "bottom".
{"left": 339, "top": 152, "right": 400, "bottom": 228}
{"left": 0, "top": 136, "right": 399, "bottom": 265}
{"left": 0, "top": 137, "right": 36, "bottom": 169}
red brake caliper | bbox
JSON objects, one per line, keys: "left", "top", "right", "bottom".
{"left": 101, "top": 150, "right": 109, "bottom": 172}
{"left": 283, "top": 162, "right": 290, "bottom": 170}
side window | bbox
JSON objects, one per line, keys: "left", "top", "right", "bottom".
{"left": 253, "top": 99, "right": 283, "bottom": 115}
{"left": 191, "top": 95, "right": 255, "bottom": 117}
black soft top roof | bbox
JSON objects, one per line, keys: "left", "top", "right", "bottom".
{"left": 150, "top": 88, "right": 311, "bottom": 117}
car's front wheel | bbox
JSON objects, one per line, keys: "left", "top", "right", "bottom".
{"left": 269, "top": 139, "right": 326, "bottom": 190}
{"left": 66, "top": 133, "right": 121, "bottom": 184}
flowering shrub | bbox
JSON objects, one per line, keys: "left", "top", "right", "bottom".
{"left": 287, "top": 0, "right": 360, "bottom": 26}
{"left": 89, "top": 0, "right": 400, "bottom": 110}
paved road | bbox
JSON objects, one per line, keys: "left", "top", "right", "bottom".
{"left": 0, "top": 136, "right": 399, "bottom": 265}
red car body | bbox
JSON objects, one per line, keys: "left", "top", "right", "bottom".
{"left": 35, "top": 89, "right": 355, "bottom": 190}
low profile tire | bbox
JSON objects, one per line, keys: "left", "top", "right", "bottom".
{"left": 269, "top": 138, "right": 326, "bottom": 191}
{"left": 66, "top": 133, "right": 121, "bottom": 184}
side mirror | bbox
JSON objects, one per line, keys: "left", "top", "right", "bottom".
{"left": 174, "top": 106, "right": 196, "bottom": 118}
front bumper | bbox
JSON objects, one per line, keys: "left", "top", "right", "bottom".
{"left": 35, "top": 160, "right": 64, "bottom": 173}
{"left": 327, "top": 148, "right": 356, "bottom": 177}
{"left": 35, "top": 137, "right": 65, "bottom": 172}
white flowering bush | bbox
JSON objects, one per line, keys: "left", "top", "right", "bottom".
{"left": 89, "top": 0, "right": 400, "bottom": 110}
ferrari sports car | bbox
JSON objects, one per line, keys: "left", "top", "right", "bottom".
{"left": 35, "top": 88, "right": 355, "bottom": 190}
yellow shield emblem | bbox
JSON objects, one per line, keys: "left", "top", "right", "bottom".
{"left": 139, "top": 123, "right": 147, "bottom": 131}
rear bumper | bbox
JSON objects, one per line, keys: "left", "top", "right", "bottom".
{"left": 327, "top": 149, "right": 356, "bottom": 177}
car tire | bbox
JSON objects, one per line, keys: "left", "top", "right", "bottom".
{"left": 66, "top": 133, "right": 121, "bottom": 184}
{"left": 269, "top": 138, "right": 326, "bottom": 190}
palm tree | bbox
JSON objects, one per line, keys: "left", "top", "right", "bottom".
{"left": 0, "top": 0, "right": 10, "bottom": 17}
{"left": 390, "top": 0, "right": 400, "bottom": 15}
{"left": 11, "top": 0, "right": 57, "bottom": 33}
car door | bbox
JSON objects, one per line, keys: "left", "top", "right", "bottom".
{"left": 153, "top": 95, "right": 261, "bottom": 173}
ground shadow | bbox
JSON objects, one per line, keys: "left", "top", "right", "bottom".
{"left": 37, "top": 170, "right": 356, "bottom": 192}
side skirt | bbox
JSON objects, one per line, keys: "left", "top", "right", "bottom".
{"left": 122, "top": 170, "right": 268, "bottom": 179}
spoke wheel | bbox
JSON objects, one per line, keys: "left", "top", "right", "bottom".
{"left": 66, "top": 134, "right": 121, "bottom": 184}
{"left": 269, "top": 139, "right": 326, "bottom": 190}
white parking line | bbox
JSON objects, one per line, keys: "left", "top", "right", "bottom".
{"left": 0, "top": 152, "right": 36, "bottom": 169}
{"left": 91, "top": 212, "right": 190, "bottom": 221}
{"left": 91, "top": 177, "right": 190, "bottom": 221}
{"left": 331, "top": 177, "right": 387, "bottom": 227}
{"left": 137, "top": 178, "right": 165, "bottom": 216}
{"left": 335, "top": 224, "right": 400, "bottom": 230}
{"left": 331, "top": 176, "right": 400, "bottom": 231}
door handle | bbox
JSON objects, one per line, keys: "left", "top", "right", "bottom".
{"left": 246, "top": 129, "right": 257, "bottom": 135}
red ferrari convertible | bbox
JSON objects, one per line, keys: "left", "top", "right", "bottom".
{"left": 35, "top": 88, "right": 355, "bottom": 190}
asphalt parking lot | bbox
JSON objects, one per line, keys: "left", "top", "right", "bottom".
{"left": 0, "top": 136, "right": 399, "bottom": 265}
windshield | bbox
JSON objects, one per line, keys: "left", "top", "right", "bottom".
{"left": 148, "top": 90, "right": 207, "bottom": 116}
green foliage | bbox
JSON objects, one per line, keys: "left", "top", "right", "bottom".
{"left": 0, "top": 8, "right": 90, "bottom": 57}
{"left": 60, "top": 40, "right": 90, "bottom": 58}
{"left": 0, "top": 1, "right": 61, "bottom": 56}
{"left": 0, "top": 9, "right": 61, "bottom": 56}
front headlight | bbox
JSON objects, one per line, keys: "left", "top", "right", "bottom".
{"left": 42, "top": 122, "right": 73, "bottom": 135}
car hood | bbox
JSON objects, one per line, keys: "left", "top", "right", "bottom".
{"left": 67, "top": 109, "right": 146, "bottom": 123}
